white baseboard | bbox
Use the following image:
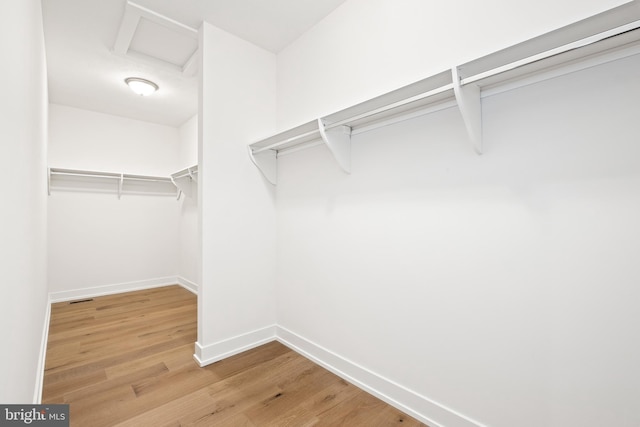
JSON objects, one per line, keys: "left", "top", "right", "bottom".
{"left": 176, "top": 276, "right": 198, "bottom": 294}
{"left": 275, "top": 326, "right": 486, "bottom": 427}
{"left": 34, "top": 296, "right": 52, "bottom": 404}
{"left": 43, "top": 282, "right": 482, "bottom": 427}
{"left": 49, "top": 276, "right": 181, "bottom": 303}
{"left": 193, "top": 325, "right": 277, "bottom": 367}
{"left": 193, "top": 324, "right": 484, "bottom": 427}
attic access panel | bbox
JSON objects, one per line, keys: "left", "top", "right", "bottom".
{"left": 113, "top": 1, "right": 199, "bottom": 76}
{"left": 129, "top": 17, "right": 198, "bottom": 67}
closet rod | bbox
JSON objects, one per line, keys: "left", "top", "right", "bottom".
{"left": 251, "top": 83, "right": 454, "bottom": 155}
{"left": 460, "top": 20, "right": 640, "bottom": 85}
{"left": 124, "top": 176, "right": 172, "bottom": 182}
{"left": 50, "top": 171, "right": 120, "bottom": 179}
{"left": 324, "top": 83, "right": 454, "bottom": 130}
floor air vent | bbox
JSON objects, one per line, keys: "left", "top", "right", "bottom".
{"left": 69, "top": 299, "right": 94, "bottom": 304}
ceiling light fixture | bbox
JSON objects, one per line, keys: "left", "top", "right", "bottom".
{"left": 124, "top": 77, "right": 159, "bottom": 96}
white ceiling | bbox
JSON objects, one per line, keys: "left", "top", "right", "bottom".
{"left": 42, "top": 0, "right": 347, "bottom": 127}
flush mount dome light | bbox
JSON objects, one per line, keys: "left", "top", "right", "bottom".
{"left": 124, "top": 77, "right": 159, "bottom": 96}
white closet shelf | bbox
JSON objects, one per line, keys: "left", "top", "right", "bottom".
{"left": 171, "top": 165, "right": 198, "bottom": 181}
{"left": 457, "top": 2, "right": 640, "bottom": 88}
{"left": 171, "top": 165, "right": 198, "bottom": 199}
{"left": 248, "top": 1, "right": 640, "bottom": 185}
{"left": 48, "top": 167, "right": 178, "bottom": 198}
{"left": 248, "top": 70, "right": 455, "bottom": 185}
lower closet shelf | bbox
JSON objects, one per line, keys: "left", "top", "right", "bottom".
{"left": 47, "top": 167, "right": 178, "bottom": 198}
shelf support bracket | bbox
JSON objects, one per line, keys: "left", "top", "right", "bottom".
{"left": 248, "top": 146, "right": 277, "bottom": 185}
{"left": 452, "top": 66, "right": 482, "bottom": 155}
{"left": 318, "top": 119, "right": 351, "bottom": 174}
{"left": 170, "top": 177, "right": 182, "bottom": 200}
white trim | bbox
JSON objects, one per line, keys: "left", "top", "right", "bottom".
{"left": 127, "top": 1, "right": 197, "bottom": 37}
{"left": 182, "top": 49, "right": 200, "bottom": 77}
{"left": 113, "top": 2, "right": 141, "bottom": 55}
{"left": 275, "top": 326, "right": 486, "bottom": 427}
{"left": 49, "top": 276, "right": 180, "bottom": 303}
{"left": 33, "top": 296, "right": 52, "bottom": 404}
{"left": 193, "top": 324, "right": 487, "bottom": 426}
{"left": 176, "top": 276, "right": 198, "bottom": 294}
{"left": 193, "top": 325, "right": 277, "bottom": 367}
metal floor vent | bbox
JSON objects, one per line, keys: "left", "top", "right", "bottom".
{"left": 69, "top": 299, "right": 94, "bottom": 304}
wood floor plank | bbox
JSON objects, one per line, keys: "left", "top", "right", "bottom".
{"left": 103, "top": 343, "right": 194, "bottom": 378}
{"left": 258, "top": 378, "right": 361, "bottom": 426}
{"left": 244, "top": 363, "right": 339, "bottom": 425}
{"left": 64, "top": 362, "right": 169, "bottom": 403}
{"left": 192, "top": 412, "right": 257, "bottom": 427}
{"left": 41, "top": 368, "right": 107, "bottom": 402}
{"left": 42, "top": 285, "right": 428, "bottom": 426}
{"left": 112, "top": 388, "right": 214, "bottom": 427}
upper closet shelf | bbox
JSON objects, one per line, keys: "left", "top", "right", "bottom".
{"left": 456, "top": 2, "right": 640, "bottom": 90}
{"left": 248, "top": 1, "right": 640, "bottom": 185}
{"left": 48, "top": 167, "right": 192, "bottom": 199}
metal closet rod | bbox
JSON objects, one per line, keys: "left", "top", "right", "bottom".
{"left": 250, "top": 11, "right": 640, "bottom": 157}
{"left": 460, "top": 20, "right": 640, "bottom": 85}
{"left": 124, "top": 176, "right": 172, "bottom": 182}
{"left": 50, "top": 171, "right": 120, "bottom": 179}
{"left": 50, "top": 170, "right": 171, "bottom": 182}
{"left": 251, "top": 82, "right": 454, "bottom": 156}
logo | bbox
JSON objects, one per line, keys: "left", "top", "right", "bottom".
{"left": 0, "top": 405, "right": 69, "bottom": 426}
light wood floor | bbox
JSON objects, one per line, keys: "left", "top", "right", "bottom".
{"left": 43, "top": 285, "right": 427, "bottom": 426}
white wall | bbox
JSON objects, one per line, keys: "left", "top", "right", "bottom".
{"left": 0, "top": 0, "right": 49, "bottom": 403}
{"left": 48, "top": 104, "right": 180, "bottom": 175}
{"left": 178, "top": 114, "right": 198, "bottom": 169}
{"left": 278, "top": 54, "right": 640, "bottom": 427}
{"left": 178, "top": 115, "right": 199, "bottom": 286}
{"left": 47, "top": 105, "right": 181, "bottom": 295}
{"left": 275, "top": 1, "right": 640, "bottom": 426}
{"left": 196, "top": 22, "right": 277, "bottom": 363}
{"left": 277, "top": 0, "right": 628, "bottom": 129}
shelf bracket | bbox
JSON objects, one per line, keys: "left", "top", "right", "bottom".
{"left": 188, "top": 167, "right": 197, "bottom": 183}
{"left": 170, "top": 177, "right": 182, "bottom": 200}
{"left": 318, "top": 119, "right": 351, "bottom": 174}
{"left": 248, "top": 146, "right": 277, "bottom": 185}
{"left": 452, "top": 66, "right": 483, "bottom": 155}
